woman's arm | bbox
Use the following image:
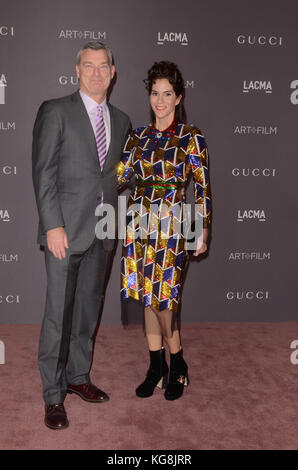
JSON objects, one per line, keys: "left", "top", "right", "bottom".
{"left": 187, "top": 128, "right": 211, "bottom": 256}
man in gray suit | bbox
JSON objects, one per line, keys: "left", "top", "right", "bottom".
{"left": 32, "top": 41, "right": 131, "bottom": 430}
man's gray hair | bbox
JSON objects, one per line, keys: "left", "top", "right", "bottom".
{"left": 76, "top": 41, "right": 113, "bottom": 66}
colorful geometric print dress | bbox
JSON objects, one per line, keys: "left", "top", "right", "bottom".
{"left": 117, "top": 121, "right": 211, "bottom": 320}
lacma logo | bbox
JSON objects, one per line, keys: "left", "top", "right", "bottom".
{"left": 243, "top": 80, "right": 272, "bottom": 94}
{"left": 237, "top": 209, "right": 266, "bottom": 222}
{"left": 157, "top": 32, "right": 188, "bottom": 46}
{"left": 0, "top": 209, "right": 10, "bottom": 222}
{"left": 0, "top": 74, "right": 7, "bottom": 104}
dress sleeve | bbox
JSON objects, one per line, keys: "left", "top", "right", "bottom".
{"left": 187, "top": 128, "right": 211, "bottom": 228}
{"left": 117, "top": 130, "right": 136, "bottom": 189}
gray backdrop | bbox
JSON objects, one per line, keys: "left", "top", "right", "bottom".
{"left": 0, "top": 0, "right": 297, "bottom": 324}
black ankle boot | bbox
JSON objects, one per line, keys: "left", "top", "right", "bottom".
{"left": 164, "top": 349, "right": 189, "bottom": 401}
{"left": 136, "top": 348, "right": 169, "bottom": 398}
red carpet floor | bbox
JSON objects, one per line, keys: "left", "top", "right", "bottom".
{"left": 0, "top": 322, "right": 298, "bottom": 450}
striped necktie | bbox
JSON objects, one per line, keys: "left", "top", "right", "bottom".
{"left": 95, "top": 104, "right": 106, "bottom": 171}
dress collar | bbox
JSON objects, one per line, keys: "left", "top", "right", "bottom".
{"left": 150, "top": 120, "right": 177, "bottom": 139}
{"left": 146, "top": 121, "right": 177, "bottom": 152}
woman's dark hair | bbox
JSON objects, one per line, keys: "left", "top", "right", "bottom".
{"left": 144, "top": 61, "right": 186, "bottom": 124}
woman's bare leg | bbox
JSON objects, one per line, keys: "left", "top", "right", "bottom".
{"left": 144, "top": 306, "right": 163, "bottom": 350}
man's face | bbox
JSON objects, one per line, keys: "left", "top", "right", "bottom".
{"left": 76, "top": 48, "right": 115, "bottom": 101}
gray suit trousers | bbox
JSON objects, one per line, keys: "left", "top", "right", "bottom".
{"left": 38, "top": 238, "right": 113, "bottom": 404}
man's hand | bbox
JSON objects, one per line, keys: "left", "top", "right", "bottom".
{"left": 46, "top": 227, "right": 69, "bottom": 259}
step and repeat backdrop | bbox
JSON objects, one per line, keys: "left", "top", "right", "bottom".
{"left": 0, "top": 0, "right": 297, "bottom": 324}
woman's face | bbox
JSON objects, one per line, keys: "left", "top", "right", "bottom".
{"left": 150, "top": 78, "right": 181, "bottom": 123}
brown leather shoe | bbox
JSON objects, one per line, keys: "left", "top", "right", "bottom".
{"left": 67, "top": 382, "right": 109, "bottom": 403}
{"left": 44, "top": 403, "right": 69, "bottom": 430}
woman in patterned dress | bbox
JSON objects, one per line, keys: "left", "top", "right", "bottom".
{"left": 117, "top": 61, "right": 211, "bottom": 400}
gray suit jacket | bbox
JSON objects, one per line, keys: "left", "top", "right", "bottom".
{"left": 32, "top": 90, "right": 131, "bottom": 251}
